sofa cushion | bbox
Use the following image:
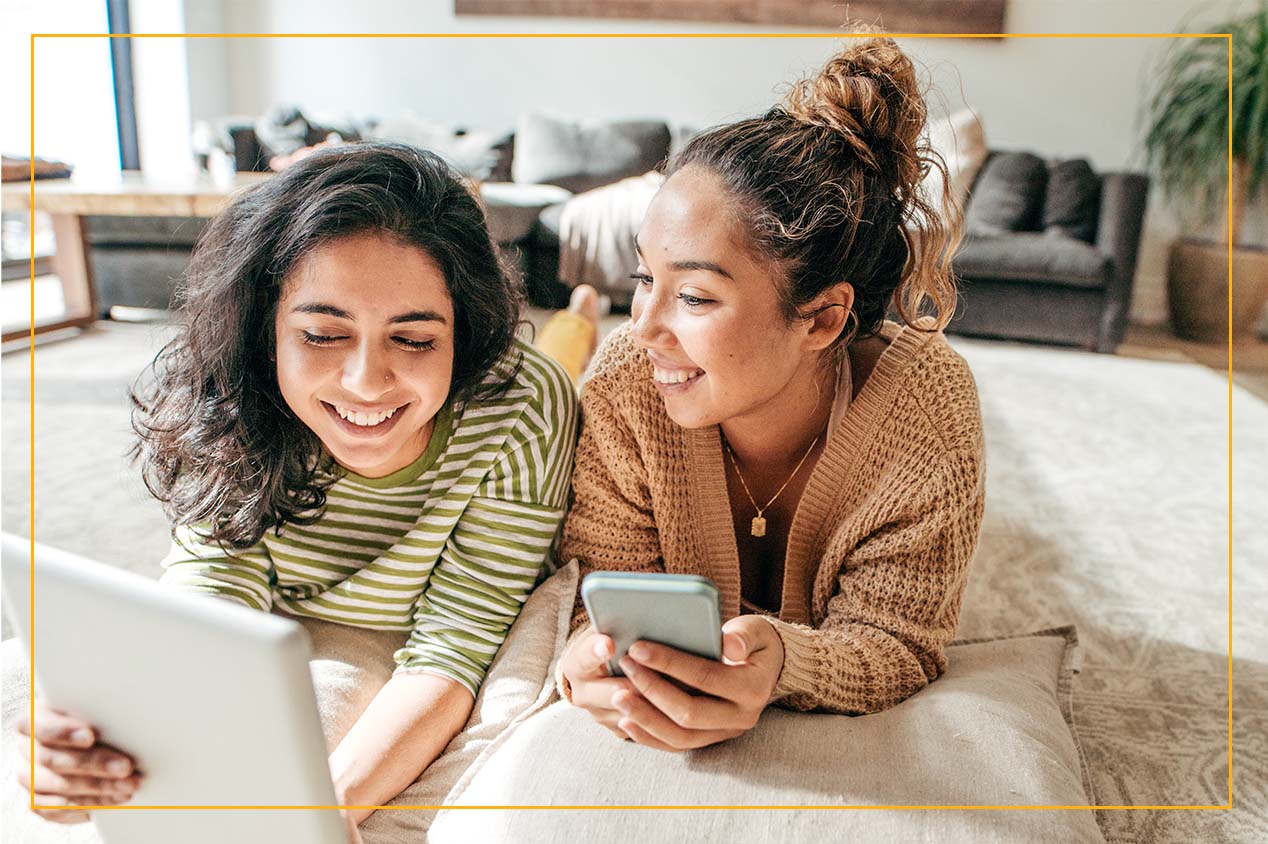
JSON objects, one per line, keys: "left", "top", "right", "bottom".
{"left": 1043, "top": 159, "right": 1101, "bottom": 243}
{"left": 512, "top": 113, "right": 671, "bottom": 194}
{"left": 366, "top": 115, "right": 506, "bottom": 181}
{"left": 428, "top": 627, "right": 1102, "bottom": 844}
{"left": 956, "top": 232, "right": 1113, "bottom": 289}
{"left": 479, "top": 182, "right": 573, "bottom": 244}
{"left": 964, "top": 151, "right": 1048, "bottom": 235}
{"left": 922, "top": 108, "right": 988, "bottom": 216}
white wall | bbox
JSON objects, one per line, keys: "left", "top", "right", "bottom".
{"left": 129, "top": 0, "right": 197, "bottom": 179}
{"left": 2, "top": 0, "right": 119, "bottom": 180}
{"left": 144, "top": 0, "right": 1268, "bottom": 326}
{"left": 183, "top": 0, "right": 231, "bottom": 122}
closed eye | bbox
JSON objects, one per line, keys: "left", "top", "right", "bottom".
{"left": 302, "top": 331, "right": 346, "bottom": 346}
{"left": 394, "top": 337, "right": 436, "bottom": 351}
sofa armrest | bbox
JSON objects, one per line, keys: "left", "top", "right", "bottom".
{"left": 1093, "top": 172, "right": 1149, "bottom": 351}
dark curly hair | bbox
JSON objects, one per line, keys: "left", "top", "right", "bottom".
{"left": 131, "top": 142, "right": 523, "bottom": 550}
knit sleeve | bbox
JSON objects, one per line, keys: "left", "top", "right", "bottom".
{"left": 765, "top": 446, "right": 985, "bottom": 714}
{"left": 558, "top": 385, "right": 665, "bottom": 636}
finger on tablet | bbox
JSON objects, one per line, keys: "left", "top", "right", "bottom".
{"left": 37, "top": 744, "right": 134, "bottom": 779}
{"left": 27, "top": 708, "right": 95, "bottom": 749}
{"left": 31, "top": 766, "right": 139, "bottom": 799}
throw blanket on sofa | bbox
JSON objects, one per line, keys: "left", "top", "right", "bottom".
{"left": 557, "top": 171, "right": 665, "bottom": 306}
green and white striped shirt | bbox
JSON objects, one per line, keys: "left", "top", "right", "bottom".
{"left": 159, "top": 341, "right": 579, "bottom": 697}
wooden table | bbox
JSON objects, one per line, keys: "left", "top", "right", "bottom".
{"left": 1, "top": 172, "right": 271, "bottom": 342}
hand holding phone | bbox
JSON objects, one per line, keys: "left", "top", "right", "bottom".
{"left": 580, "top": 572, "right": 722, "bottom": 676}
{"left": 563, "top": 572, "right": 786, "bottom": 752}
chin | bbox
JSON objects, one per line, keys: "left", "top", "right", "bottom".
{"left": 661, "top": 398, "right": 720, "bottom": 431}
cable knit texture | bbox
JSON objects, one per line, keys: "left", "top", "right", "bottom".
{"left": 558, "top": 319, "right": 985, "bottom": 715}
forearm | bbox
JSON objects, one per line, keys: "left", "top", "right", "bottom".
{"left": 328, "top": 672, "right": 474, "bottom": 823}
{"left": 159, "top": 527, "right": 274, "bottom": 610}
{"left": 766, "top": 617, "right": 936, "bottom": 714}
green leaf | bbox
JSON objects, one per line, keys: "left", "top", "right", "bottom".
{"left": 1143, "top": 3, "right": 1267, "bottom": 226}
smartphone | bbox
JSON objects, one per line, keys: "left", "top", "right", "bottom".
{"left": 581, "top": 571, "right": 722, "bottom": 677}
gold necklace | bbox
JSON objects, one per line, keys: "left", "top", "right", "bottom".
{"left": 723, "top": 432, "right": 821, "bottom": 537}
{"left": 722, "top": 361, "right": 840, "bottom": 538}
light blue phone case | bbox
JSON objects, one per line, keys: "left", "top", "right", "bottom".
{"left": 581, "top": 572, "right": 722, "bottom": 676}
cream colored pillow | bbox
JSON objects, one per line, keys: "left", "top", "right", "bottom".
{"left": 428, "top": 627, "right": 1103, "bottom": 844}
{"left": 360, "top": 561, "right": 578, "bottom": 840}
{"left": 922, "top": 108, "right": 988, "bottom": 217}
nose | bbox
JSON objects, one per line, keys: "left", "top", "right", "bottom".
{"left": 341, "top": 339, "right": 394, "bottom": 400}
{"left": 629, "top": 281, "right": 676, "bottom": 350}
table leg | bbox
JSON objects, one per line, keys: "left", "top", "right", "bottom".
{"left": 49, "top": 213, "right": 96, "bottom": 319}
{"left": 1, "top": 213, "right": 98, "bottom": 343}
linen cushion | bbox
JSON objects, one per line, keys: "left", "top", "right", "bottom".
{"left": 512, "top": 113, "right": 671, "bottom": 194}
{"left": 428, "top": 627, "right": 1102, "bottom": 844}
{"left": 1043, "top": 159, "right": 1102, "bottom": 243}
{"left": 921, "top": 108, "right": 988, "bottom": 216}
{"left": 956, "top": 232, "right": 1113, "bottom": 289}
{"left": 964, "top": 151, "right": 1048, "bottom": 235}
{"left": 359, "top": 561, "right": 578, "bottom": 841}
{"left": 366, "top": 115, "right": 505, "bottom": 181}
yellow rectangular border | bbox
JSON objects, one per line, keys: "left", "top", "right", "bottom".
{"left": 24, "top": 29, "right": 1232, "bottom": 811}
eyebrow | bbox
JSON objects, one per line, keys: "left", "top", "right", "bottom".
{"left": 290, "top": 302, "right": 448, "bottom": 325}
{"left": 634, "top": 236, "right": 734, "bottom": 281}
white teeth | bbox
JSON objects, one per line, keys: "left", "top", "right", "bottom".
{"left": 334, "top": 405, "right": 397, "bottom": 426}
{"left": 652, "top": 366, "right": 704, "bottom": 385}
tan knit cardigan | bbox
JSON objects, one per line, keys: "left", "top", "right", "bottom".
{"left": 558, "top": 320, "right": 985, "bottom": 714}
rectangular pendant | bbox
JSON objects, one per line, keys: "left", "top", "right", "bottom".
{"left": 751, "top": 516, "right": 767, "bottom": 538}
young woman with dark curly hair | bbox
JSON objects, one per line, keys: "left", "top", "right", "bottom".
{"left": 557, "top": 36, "right": 986, "bottom": 751}
{"left": 15, "top": 143, "right": 578, "bottom": 837}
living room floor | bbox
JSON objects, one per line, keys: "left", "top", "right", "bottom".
{"left": 1115, "top": 322, "right": 1268, "bottom": 401}
{"left": 4, "top": 308, "right": 1265, "bottom": 844}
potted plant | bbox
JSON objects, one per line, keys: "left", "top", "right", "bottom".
{"left": 1144, "top": 3, "right": 1268, "bottom": 342}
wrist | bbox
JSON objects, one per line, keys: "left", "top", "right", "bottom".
{"left": 758, "top": 616, "right": 785, "bottom": 694}
{"left": 328, "top": 753, "right": 358, "bottom": 807}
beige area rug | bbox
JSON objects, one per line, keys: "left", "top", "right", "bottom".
{"left": 952, "top": 338, "right": 1267, "bottom": 843}
{"left": 2, "top": 323, "right": 1265, "bottom": 842}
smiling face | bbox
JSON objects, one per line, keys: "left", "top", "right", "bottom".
{"left": 274, "top": 231, "right": 456, "bottom": 478}
{"left": 630, "top": 166, "right": 825, "bottom": 431}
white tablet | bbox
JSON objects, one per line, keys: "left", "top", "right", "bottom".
{"left": 1, "top": 532, "right": 345, "bottom": 844}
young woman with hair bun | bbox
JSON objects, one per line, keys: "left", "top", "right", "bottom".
{"left": 558, "top": 35, "right": 986, "bottom": 751}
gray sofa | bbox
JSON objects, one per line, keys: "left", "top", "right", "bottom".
{"left": 86, "top": 127, "right": 1148, "bottom": 356}
{"left": 947, "top": 151, "right": 1150, "bottom": 353}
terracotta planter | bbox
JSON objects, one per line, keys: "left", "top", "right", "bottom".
{"left": 1167, "top": 238, "right": 1268, "bottom": 342}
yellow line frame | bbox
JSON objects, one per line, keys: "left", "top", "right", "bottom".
{"left": 24, "top": 29, "right": 1237, "bottom": 811}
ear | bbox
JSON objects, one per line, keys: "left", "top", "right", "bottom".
{"left": 803, "top": 282, "right": 855, "bottom": 353}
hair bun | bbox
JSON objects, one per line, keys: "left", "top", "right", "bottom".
{"left": 783, "top": 35, "right": 926, "bottom": 180}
